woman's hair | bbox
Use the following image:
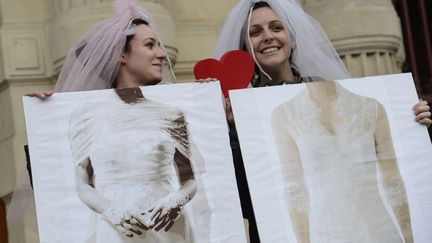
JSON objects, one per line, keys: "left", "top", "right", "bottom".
{"left": 124, "top": 18, "right": 149, "bottom": 53}
{"left": 253, "top": 1, "right": 270, "bottom": 10}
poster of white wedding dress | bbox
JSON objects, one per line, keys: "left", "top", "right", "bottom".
{"left": 230, "top": 74, "right": 432, "bottom": 243}
{"left": 23, "top": 83, "right": 247, "bottom": 243}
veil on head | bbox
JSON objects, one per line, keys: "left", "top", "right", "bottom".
{"left": 54, "top": 0, "right": 173, "bottom": 93}
{"left": 213, "top": 0, "right": 351, "bottom": 82}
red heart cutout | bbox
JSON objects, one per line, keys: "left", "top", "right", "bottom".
{"left": 194, "top": 50, "right": 255, "bottom": 97}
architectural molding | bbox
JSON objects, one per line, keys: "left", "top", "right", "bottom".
{"left": 1, "top": 25, "right": 52, "bottom": 79}
{"left": 303, "top": 0, "right": 403, "bottom": 76}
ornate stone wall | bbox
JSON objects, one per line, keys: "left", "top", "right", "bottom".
{"left": 303, "top": 0, "right": 404, "bottom": 77}
{"left": 161, "top": 0, "right": 237, "bottom": 82}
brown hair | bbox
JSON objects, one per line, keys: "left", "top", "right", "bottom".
{"left": 123, "top": 18, "right": 150, "bottom": 52}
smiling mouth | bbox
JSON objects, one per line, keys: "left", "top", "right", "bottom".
{"left": 261, "top": 46, "right": 280, "bottom": 54}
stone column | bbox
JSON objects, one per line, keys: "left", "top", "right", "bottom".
{"left": 302, "top": 0, "right": 404, "bottom": 77}
{"left": 160, "top": 0, "right": 238, "bottom": 82}
{"left": 0, "top": 0, "right": 53, "bottom": 240}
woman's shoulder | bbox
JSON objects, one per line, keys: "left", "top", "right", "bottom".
{"left": 69, "top": 101, "right": 104, "bottom": 124}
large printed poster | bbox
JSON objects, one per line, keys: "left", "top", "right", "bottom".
{"left": 230, "top": 74, "right": 432, "bottom": 243}
{"left": 23, "top": 83, "right": 247, "bottom": 243}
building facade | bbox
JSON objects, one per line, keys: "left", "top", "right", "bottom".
{"left": 1, "top": 0, "right": 426, "bottom": 242}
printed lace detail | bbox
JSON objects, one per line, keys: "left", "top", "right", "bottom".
{"left": 386, "top": 175, "right": 408, "bottom": 207}
{"left": 286, "top": 183, "right": 310, "bottom": 213}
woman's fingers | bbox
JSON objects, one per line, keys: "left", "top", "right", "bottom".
{"left": 150, "top": 208, "right": 163, "bottom": 223}
{"left": 224, "top": 97, "right": 235, "bottom": 127}
{"left": 163, "top": 218, "right": 176, "bottom": 232}
{"left": 412, "top": 100, "right": 431, "bottom": 127}
{"left": 115, "top": 224, "right": 134, "bottom": 238}
{"left": 153, "top": 214, "right": 169, "bottom": 231}
{"left": 163, "top": 207, "right": 181, "bottom": 231}
{"left": 412, "top": 100, "right": 429, "bottom": 113}
{"left": 154, "top": 206, "right": 181, "bottom": 232}
{"left": 132, "top": 213, "right": 153, "bottom": 229}
{"left": 417, "top": 117, "right": 432, "bottom": 127}
{"left": 415, "top": 111, "right": 432, "bottom": 121}
{"left": 129, "top": 216, "right": 148, "bottom": 230}
{"left": 122, "top": 221, "right": 143, "bottom": 236}
{"left": 25, "top": 90, "right": 53, "bottom": 99}
{"left": 195, "top": 77, "right": 218, "bottom": 83}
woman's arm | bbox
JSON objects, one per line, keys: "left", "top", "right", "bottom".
{"left": 75, "top": 158, "right": 145, "bottom": 237}
{"left": 146, "top": 114, "right": 197, "bottom": 231}
{"left": 75, "top": 158, "right": 109, "bottom": 214}
{"left": 375, "top": 104, "right": 413, "bottom": 243}
{"left": 271, "top": 108, "right": 310, "bottom": 243}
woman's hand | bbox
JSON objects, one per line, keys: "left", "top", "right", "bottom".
{"left": 224, "top": 97, "right": 235, "bottom": 128}
{"left": 102, "top": 204, "right": 151, "bottom": 238}
{"left": 413, "top": 99, "right": 431, "bottom": 127}
{"left": 141, "top": 191, "right": 191, "bottom": 232}
{"left": 194, "top": 77, "right": 218, "bottom": 83}
{"left": 25, "top": 90, "right": 53, "bottom": 99}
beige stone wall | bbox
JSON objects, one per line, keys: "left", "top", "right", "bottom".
{"left": 0, "top": 0, "right": 405, "bottom": 242}
{"left": 303, "top": 0, "right": 404, "bottom": 77}
{"left": 161, "top": 0, "right": 237, "bottom": 82}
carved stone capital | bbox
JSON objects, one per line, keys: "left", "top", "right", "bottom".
{"left": 303, "top": 0, "right": 404, "bottom": 76}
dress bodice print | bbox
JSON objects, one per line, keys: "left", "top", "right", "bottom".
{"left": 272, "top": 86, "right": 402, "bottom": 243}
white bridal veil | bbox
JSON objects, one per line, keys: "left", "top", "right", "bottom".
{"left": 213, "top": 0, "right": 351, "bottom": 82}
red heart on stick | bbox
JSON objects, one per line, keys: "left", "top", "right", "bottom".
{"left": 194, "top": 50, "right": 255, "bottom": 97}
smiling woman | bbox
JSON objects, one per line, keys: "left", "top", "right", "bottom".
{"left": 210, "top": 1, "right": 431, "bottom": 242}
{"left": 244, "top": 5, "right": 294, "bottom": 85}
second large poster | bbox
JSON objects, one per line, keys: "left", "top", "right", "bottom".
{"left": 230, "top": 74, "right": 432, "bottom": 243}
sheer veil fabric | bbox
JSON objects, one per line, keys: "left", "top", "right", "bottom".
{"left": 54, "top": 0, "right": 173, "bottom": 92}
{"left": 213, "top": 0, "right": 351, "bottom": 81}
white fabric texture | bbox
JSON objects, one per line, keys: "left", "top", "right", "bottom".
{"left": 213, "top": 0, "right": 350, "bottom": 82}
{"left": 68, "top": 94, "right": 210, "bottom": 242}
{"left": 271, "top": 84, "right": 404, "bottom": 243}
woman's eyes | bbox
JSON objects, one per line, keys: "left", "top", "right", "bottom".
{"left": 249, "top": 28, "right": 261, "bottom": 37}
{"left": 271, "top": 24, "right": 284, "bottom": 32}
{"left": 145, "top": 42, "right": 155, "bottom": 48}
{"left": 144, "top": 41, "right": 162, "bottom": 49}
{"left": 249, "top": 25, "right": 285, "bottom": 37}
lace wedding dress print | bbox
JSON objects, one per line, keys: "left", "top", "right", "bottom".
{"left": 271, "top": 82, "right": 411, "bottom": 243}
{"left": 69, "top": 93, "right": 210, "bottom": 243}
